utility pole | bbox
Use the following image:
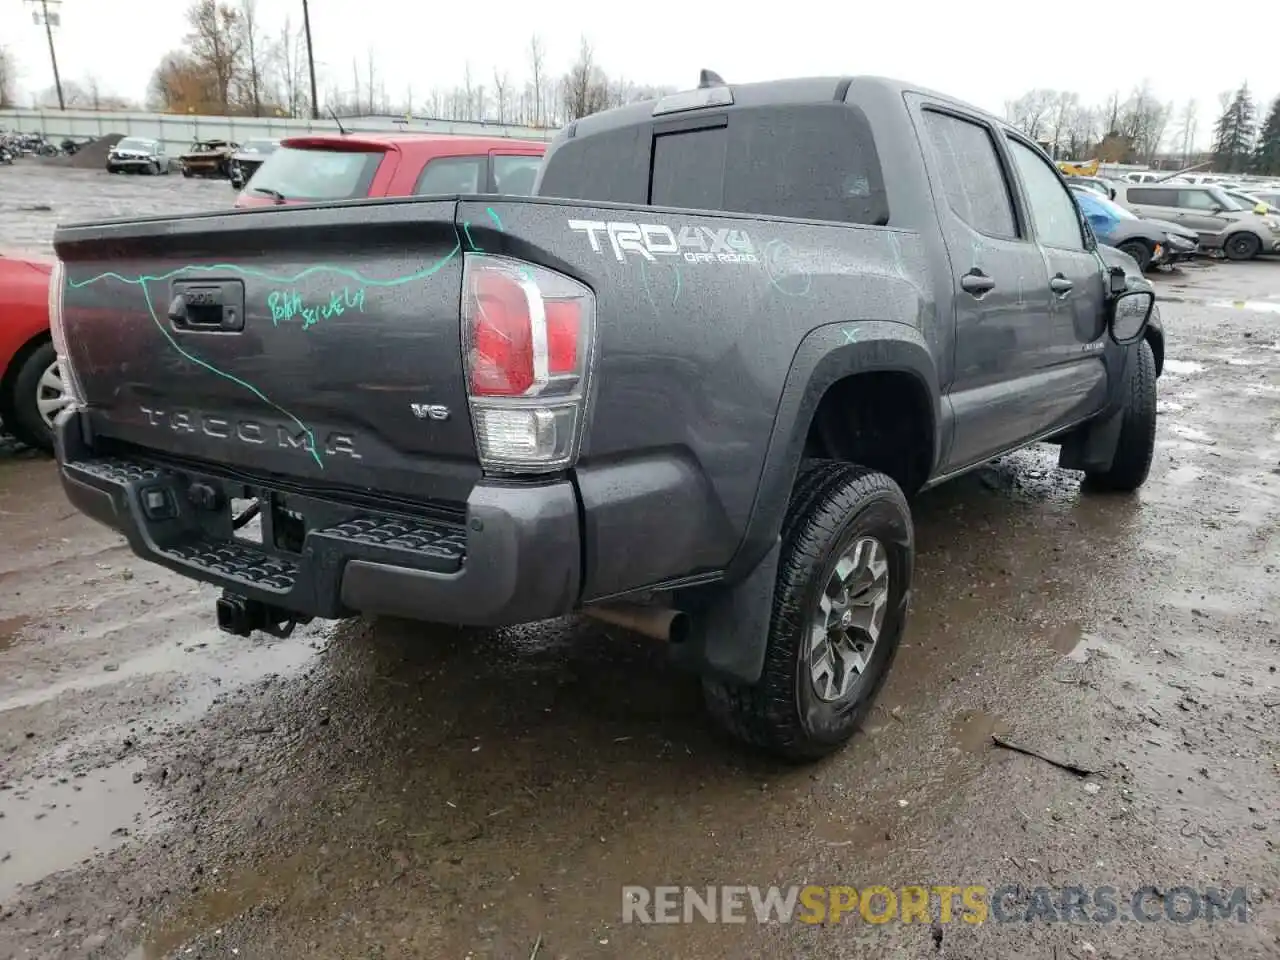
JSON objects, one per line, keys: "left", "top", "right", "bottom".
{"left": 25, "top": 0, "right": 64, "bottom": 110}
{"left": 301, "top": 0, "right": 319, "bottom": 120}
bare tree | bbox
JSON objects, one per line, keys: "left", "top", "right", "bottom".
{"left": 366, "top": 48, "right": 376, "bottom": 114}
{"left": 1048, "top": 91, "right": 1079, "bottom": 158}
{"left": 274, "top": 16, "right": 308, "bottom": 118}
{"left": 562, "top": 36, "right": 608, "bottom": 121}
{"left": 85, "top": 74, "right": 102, "bottom": 110}
{"left": 462, "top": 62, "right": 475, "bottom": 120}
{"left": 238, "top": 0, "right": 264, "bottom": 115}
{"left": 528, "top": 34, "right": 545, "bottom": 127}
{"left": 1177, "top": 99, "right": 1198, "bottom": 166}
{"left": 1004, "top": 89, "right": 1056, "bottom": 140}
{"left": 493, "top": 69, "right": 510, "bottom": 123}
{"left": 186, "top": 0, "right": 244, "bottom": 113}
{"left": 0, "top": 46, "right": 16, "bottom": 109}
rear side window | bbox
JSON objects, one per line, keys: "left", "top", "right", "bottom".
{"left": 493, "top": 155, "right": 542, "bottom": 195}
{"left": 1177, "top": 189, "right": 1220, "bottom": 211}
{"left": 922, "top": 110, "right": 1017, "bottom": 239}
{"left": 1127, "top": 187, "right": 1177, "bottom": 206}
{"left": 721, "top": 106, "right": 888, "bottom": 224}
{"left": 537, "top": 125, "right": 650, "bottom": 204}
{"left": 248, "top": 146, "right": 381, "bottom": 201}
{"left": 414, "top": 156, "right": 483, "bottom": 196}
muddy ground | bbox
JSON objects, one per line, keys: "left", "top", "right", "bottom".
{"left": 1, "top": 165, "right": 1279, "bottom": 959}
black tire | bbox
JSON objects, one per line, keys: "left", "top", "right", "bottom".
{"left": 182, "top": 167, "right": 193, "bottom": 178}
{"left": 148, "top": 161, "right": 160, "bottom": 175}
{"left": 1084, "top": 339, "right": 1157, "bottom": 492}
{"left": 703, "top": 461, "right": 913, "bottom": 762}
{"left": 6, "top": 340, "right": 59, "bottom": 453}
{"left": 106, "top": 165, "right": 119, "bottom": 174}
{"left": 1224, "top": 232, "right": 1261, "bottom": 261}
{"left": 1118, "top": 240, "right": 1152, "bottom": 273}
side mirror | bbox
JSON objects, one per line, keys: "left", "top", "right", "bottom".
{"left": 1210, "top": 205, "right": 1224, "bottom": 214}
{"left": 1107, "top": 265, "right": 1128, "bottom": 296}
{"left": 1109, "top": 289, "right": 1154, "bottom": 345}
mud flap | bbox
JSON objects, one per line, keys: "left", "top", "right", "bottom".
{"left": 671, "top": 537, "right": 780, "bottom": 685}
{"left": 1057, "top": 406, "right": 1124, "bottom": 474}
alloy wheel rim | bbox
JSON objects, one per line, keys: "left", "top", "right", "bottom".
{"left": 808, "top": 536, "right": 891, "bottom": 703}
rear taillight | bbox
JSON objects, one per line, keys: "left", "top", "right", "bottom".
{"left": 46, "top": 259, "right": 85, "bottom": 410}
{"left": 462, "top": 254, "right": 595, "bottom": 474}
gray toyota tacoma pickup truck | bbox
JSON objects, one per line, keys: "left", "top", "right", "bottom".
{"left": 49, "top": 73, "right": 1161, "bottom": 760}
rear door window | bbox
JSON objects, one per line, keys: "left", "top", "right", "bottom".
{"left": 247, "top": 146, "right": 381, "bottom": 201}
{"left": 414, "top": 156, "right": 484, "bottom": 196}
{"left": 921, "top": 110, "right": 1018, "bottom": 239}
{"left": 492, "top": 154, "right": 542, "bottom": 195}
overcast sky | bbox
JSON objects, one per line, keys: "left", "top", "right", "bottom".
{"left": 3, "top": 0, "right": 1278, "bottom": 144}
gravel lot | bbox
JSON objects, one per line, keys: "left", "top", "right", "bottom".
{"left": 1, "top": 161, "right": 1279, "bottom": 960}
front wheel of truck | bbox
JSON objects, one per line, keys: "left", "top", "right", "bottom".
{"left": 1084, "top": 338, "right": 1157, "bottom": 492}
{"left": 703, "top": 461, "right": 913, "bottom": 762}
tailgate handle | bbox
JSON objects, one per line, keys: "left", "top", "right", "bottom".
{"left": 168, "top": 280, "right": 246, "bottom": 332}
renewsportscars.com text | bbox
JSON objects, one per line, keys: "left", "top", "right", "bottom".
{"left": 622, "top": 884, "right": 1250, "bottom": 925}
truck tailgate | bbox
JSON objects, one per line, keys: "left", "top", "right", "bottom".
{"left": 55, "top": 200, "right": 477, "bottom": 503}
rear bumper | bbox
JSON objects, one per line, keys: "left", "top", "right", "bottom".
{"left": 55, "top": 413, "right": 581, "bottom": 627}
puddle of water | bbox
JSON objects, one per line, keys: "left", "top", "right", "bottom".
{"left": 1044, "top": 621, "right": 1084, "bottom": 655}
{"left": 1163, "top": 359, "right": 1205, "bottom": 376}
{"left": 1167, "top": 423, "right": 1216, "bottom": 446}
{"left": 0, "top": 757, "right": 151, "bottom": 901}
{"left": 950, "top": 710, "right": 1012, "bottom": 753}
{"left": 0, "top": 613, "right": 33, "bottom": 653}
{"left": 0, "top": 627, "right": 319, "bottom": 717}
{"left": 1208, "top": 299, "right": 1280, "bottom": 314}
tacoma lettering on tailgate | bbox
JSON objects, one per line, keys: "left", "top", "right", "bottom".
{"left": 139, "top": 407, "right": 362, "bottom": 460}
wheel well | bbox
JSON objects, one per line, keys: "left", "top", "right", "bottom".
{"left": 0, "top": 332, "right": 52, "bottom": 418}
{"left": 802, "top": 372, "right": 933, "bottom": 497}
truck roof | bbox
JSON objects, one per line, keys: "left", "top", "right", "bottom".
{"left": 561, "top": 74, "right": 1009, "bottom": 140}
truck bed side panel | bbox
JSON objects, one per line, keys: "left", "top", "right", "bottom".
{"left": 466, "top": 198, "right": 935, "bottom": 595}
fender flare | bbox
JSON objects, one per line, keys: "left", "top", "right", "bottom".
{"left": 724, "top": 320, "right": 942, "bottom": 581}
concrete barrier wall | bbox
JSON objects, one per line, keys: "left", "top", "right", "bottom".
{"left": 0, "top": 108, "right": 558, "bottom": 155}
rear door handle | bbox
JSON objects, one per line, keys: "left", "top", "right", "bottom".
{"left": 960, "top": 270, "right": 996, "bottom": 297}
{"left": 1049, "top": 275, "right": 1073, "bottom": 297}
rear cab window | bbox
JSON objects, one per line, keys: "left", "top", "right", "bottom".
{"left": 538, "top": 102, "right": 889, "bottom": 226}
{"left": 247, "top": 145, "right": 382, "bottom": 202}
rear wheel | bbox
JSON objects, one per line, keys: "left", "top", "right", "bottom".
{"left": 703, "top": 461, "right": 913, "bottom": 761}
{"left": 1118, "top": 240, "right": 1152, "bottom": 272}
{"left": 1224, "top": 232, "right": 1261, "bottom": 261}
{"left": 7, "top": 341, "right": 66, "bottom": 453}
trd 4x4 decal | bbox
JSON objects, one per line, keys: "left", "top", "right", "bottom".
{"left": 567, "top": 220, "right": 758, "bottom": 264}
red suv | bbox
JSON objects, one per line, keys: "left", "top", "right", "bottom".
{"left": 233, "top": 133, "right": 547, "bottom": 208}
